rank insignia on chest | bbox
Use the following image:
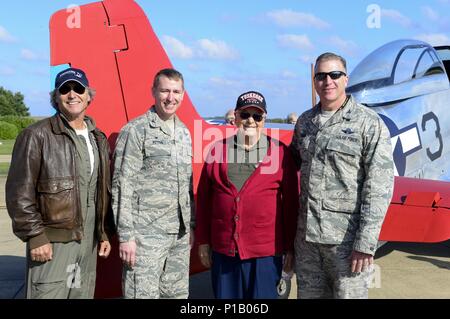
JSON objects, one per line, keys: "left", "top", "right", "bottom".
{"left": 342, "top": 128, "right": 354, "bottom": 134}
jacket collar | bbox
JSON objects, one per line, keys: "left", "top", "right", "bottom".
{"left": 146, "top": 106, "right": 181, "bottom": 136}
{"left": 310, "top": 95, "right": 357, "bottom": 129}
{"left": 50, "top": 112, "right": 97, "bottom": 135}
{"left": 222, "top": 135, "right": 274, "bottom": 160}
{"left": 232, "top": 133, "right": 269, "bottom": 151}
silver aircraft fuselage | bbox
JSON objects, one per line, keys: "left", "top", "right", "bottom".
{"left": 347, "top": 39, "right": 450, "bottom": 181}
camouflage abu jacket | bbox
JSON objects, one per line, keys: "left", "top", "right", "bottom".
{"left": 290, "top": 95, "right": 394, "bottom": 255}
{"left": 112, "top": 107, "right": 194, "bottom": 241}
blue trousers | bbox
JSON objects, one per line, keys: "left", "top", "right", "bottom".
{"left": 211, "top": 251, "right": 282, "bottom": 299}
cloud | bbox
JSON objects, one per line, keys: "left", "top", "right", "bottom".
{"left": 187, "top": 63, "right": 203, "bottom": 72}
{"left": 281, "top": 70, "right": 297, "bottom": 79}
{"left": 0, "top": 25, "right": 16, "bottom": 43}
{"left": 197, "top": 39, "right": 238, "bottom": 60}
{"left": 326, "top": 36, "right": 359, "bottom": 57}
{"left": 162, "top": 35, "right": 194, "bottom": 59}
{"left": 299, "top": 55, "right": 315, "bottom": 64}
{"left": 422, "top": 6, "right": 440, "bottom": 21}
{"left": 27, "top": 90, "right": 50, "bottom": 103}
{"left": 21, "top": 49, "right": 38, "bottom": 61}
{"left": 277, "top": 34, "right": 314, "bottom": 51}
{"left": 0, "top": 66, "right": 15, "bottom": 76}
{"left": 31, "top": 68, "right": 50, "bottom": 77}
{"left": 209, "top": 77, "right": 241, "bottom": 88}
{"left": 161, "top": 36, "right": 239, "bottom": 61}
{"left": 219, "top": 13, "right": 236, "bottom": 23}
{"left": 415, "top": 33, "right": 450, "bottom": 46}
{"left": 420, "top": 6, "right": 450, "bottom": 31}
{"left": 381, "top": 9, "right": 413, "bottom": 28}
{"left": 267, "top": 9, "right": 330, "bottom": 29}
{"left": 19, "top": 49, "right": 49, "bottom": 62}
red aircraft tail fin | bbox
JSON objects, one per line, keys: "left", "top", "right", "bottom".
{"left": 50, "top": 0, "right": 202, "bottom": 139}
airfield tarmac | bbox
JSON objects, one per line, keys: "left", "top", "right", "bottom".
{"left": 0, "top": 175, "right": 449, "bottom": 299}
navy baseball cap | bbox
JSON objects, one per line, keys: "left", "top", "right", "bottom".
{"left": 54, "top": 67, "right": 89, "bottom": 89}
{"left": 235, "top": 91, "right": 267, "bottom": 113}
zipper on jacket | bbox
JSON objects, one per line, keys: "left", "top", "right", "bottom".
{"left": 63, "top": 130, "right": 84, "bottom": 240}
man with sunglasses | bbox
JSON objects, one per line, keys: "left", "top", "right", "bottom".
{"left": 6, "top": 67, "right": 113, "bottom": 298}
{"left": 290, "top": 52, "right": 394, "bottom": 298}
{"left": 196, "top": 91, "right": 299, "bottom": 299}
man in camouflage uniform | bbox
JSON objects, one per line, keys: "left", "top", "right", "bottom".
{"left": 290, "top": 53, "right": 394, "bottom": 299}
{"left": 112, "top": 68, "right": 194, "bottom": 298}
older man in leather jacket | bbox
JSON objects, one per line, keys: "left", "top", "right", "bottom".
{"left": 6, "top": 67, "right": 113, "bottom": 299}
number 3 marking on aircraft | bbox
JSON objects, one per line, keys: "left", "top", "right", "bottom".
{"left": 421, "top": 112, "right": 443, "bottom": 161}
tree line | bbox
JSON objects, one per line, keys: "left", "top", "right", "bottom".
{"left": 0, "top": 86, "right": 35, "bottom": 139}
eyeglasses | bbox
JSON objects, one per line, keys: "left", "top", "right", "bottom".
{"left": 239, "top": 112, "right": 265, "bottom": 122}
{"left": 58, "top": 83, "right": 86, "bottom": 95}
{"left": 314, "top": 71, "right": 347, "bottom": 81}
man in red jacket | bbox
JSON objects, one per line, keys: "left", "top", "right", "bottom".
{"left": 196, "top": 91, "right": 299, "bottom": 299}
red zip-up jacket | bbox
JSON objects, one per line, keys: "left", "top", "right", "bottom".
{"left": 196, "top": 136, "right": 299, "bottom": 260}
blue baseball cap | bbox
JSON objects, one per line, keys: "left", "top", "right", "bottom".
{"left": 54, "top": 67, "right": 89, "bottom": 89}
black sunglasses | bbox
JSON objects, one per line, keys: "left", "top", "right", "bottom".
{"left": 58, "top": 82, "right": 86, "bottom": 95}
{"left": 239, "top": 112, "right": 265, "bottom": 122}
{"left": 314, "top": 71, "right": 347, "bottom": 81}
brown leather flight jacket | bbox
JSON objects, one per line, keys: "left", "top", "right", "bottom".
{"left": 6, "top": 114, "right": 113, "bottom": 250}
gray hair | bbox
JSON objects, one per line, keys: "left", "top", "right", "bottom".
{"left": 315, "top": 52, "right": 347, "bottom": 73}
{"left": 50, "top": 87, "right": 96, "bottom": 110}
{"left": 287, "top": 112, "right": 298, "bottom": 124}
{"left": 225, "top": 109, "right": 235, "bottom": 118}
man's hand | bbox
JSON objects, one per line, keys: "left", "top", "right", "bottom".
{"left": 350, "top": 250, "right": 374, "bottom": 273}
{"left": 190, "top": 229, "right": 195, "bottom": 249}
{"left": 30, "top": 243, "right": 53, "bottom": 263}
{"left": 119, "top": 240, "right": 137, "bottom": 268}
{"left": 283, "top": 251, "right": 294, "bottom": 274}
{"left": 198, "top": 244, "right": 212, "bottom": 268}
{"left": 98, "top": 240, "right": 111, "bottom": 258}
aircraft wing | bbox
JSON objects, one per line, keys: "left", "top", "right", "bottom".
{"left": 380, "top": 176, "right": 450, "bottom": 243}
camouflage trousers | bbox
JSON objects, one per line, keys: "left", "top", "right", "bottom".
{"left": 295, "top": 238, "right": 372, "bottom": 299}
{"left": 122, "top": 230, "right": 190, "bottom": 299}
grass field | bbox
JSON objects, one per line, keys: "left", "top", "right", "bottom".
{"left": 0, "top": 139, "right": 13, "bottom": 176}
{"left": 0, "top": 162, "right": 9, "bottom": 176}
{"left": 0, "top": 140, "right": 15, "bottom": 155}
